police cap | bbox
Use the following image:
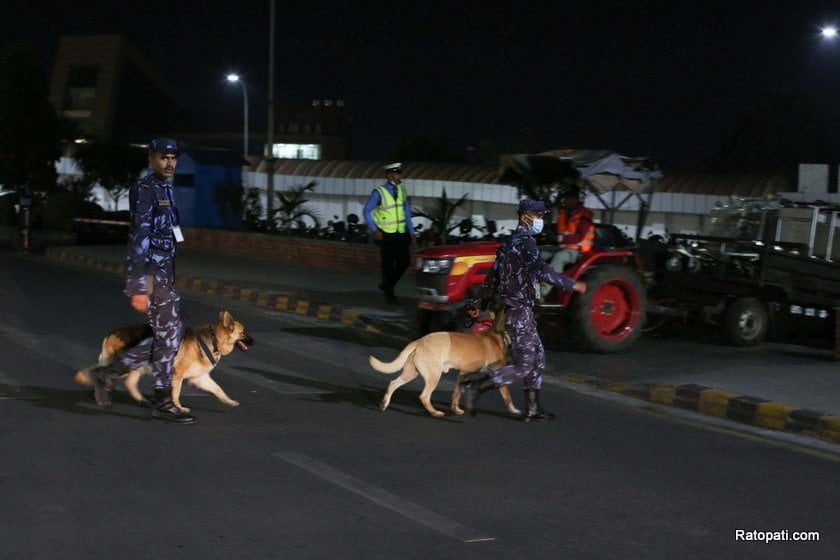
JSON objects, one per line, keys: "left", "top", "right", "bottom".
{"left": 518, "top": 199, "right": 546, "bottom": 214}
{"left": 148, "top": 137, "right": 179, "bottom": 155}
{"left": 383, "top": 162, "right": 402, "bottom": 174}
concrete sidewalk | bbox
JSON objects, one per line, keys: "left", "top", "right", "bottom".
{"left": 43, "top": 243, "right": 840, "bottom": 444}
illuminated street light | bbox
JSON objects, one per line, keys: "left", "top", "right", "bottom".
{"left": 226, "top": 73, "right": 249, "bottom": 158}
{"left": 821, "top": 26, "right": 838, "bottom": 39}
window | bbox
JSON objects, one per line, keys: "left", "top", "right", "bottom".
{"left": 272, "top": 143, "right": 321, "bottom": 159}
{"left": 64, "top": 66, "right": 99, "bottom": 113}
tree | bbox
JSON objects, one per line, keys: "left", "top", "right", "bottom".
{"left": 702, "top": 91, "right": 836, "bottom": 174}
{"left": 241, "top": 187, "right": 264, "bottom": 231}
{"left": 271, "top": 181, "right": 321, "bottom": 234}
{"left": 0, "top": 45, "right": 63, "bottom": 190}
{"left": 411, "top": 188, "right": 471, "bottom": 245}
{"left": 74, "top": 138, "right": 148, "bottom": 210}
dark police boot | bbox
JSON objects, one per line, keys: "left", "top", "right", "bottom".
{"left": 520, "top": 389, "right": 555, "bottom": 422}
{"left": 90, "top": 365, "right": 123, "bottom": 408}
{"left": 152, "top": 388, "right": 196, "bottom": 424}
{"left": 459, "top": 375, "right": 497, "bottom": 416}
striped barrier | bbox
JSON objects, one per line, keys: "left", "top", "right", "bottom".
{"left": 559, "top": 373, "right": 840, "bottom": 443}
{"left": 44, "top": 248, "right": 401, "bottom": 337}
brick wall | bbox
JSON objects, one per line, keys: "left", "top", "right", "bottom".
{"left": 183, "top": 228, "right": 415, "bottom": 276}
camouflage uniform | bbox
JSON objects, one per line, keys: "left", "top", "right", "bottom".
{"left": 116, "top": 171, "right": 182, "bottom": 390}
{"left": 480, "top": 224, "right": 576, "bottom": 390}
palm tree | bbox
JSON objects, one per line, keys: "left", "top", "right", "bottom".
{"left": 411, "top": 188, "right": 472, "bottom": 245}
{"left": 271, "top": 181, "right": 322, "bottom": 234}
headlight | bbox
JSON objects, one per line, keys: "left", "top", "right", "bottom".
{"left": 420, "top": 258, "right": 453, "bottom": 273}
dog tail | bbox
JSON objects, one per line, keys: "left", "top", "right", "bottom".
{"left": 73, "top": 367, "right": 94, "bottom": 386}
{"left": 368, "top": 340, "right": 419, "bottom": 374}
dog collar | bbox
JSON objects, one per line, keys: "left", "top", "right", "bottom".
{"left": 197, "top": 330, "right": 220, "bottom": 366}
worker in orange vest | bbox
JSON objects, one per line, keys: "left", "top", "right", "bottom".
{"left": 542, "top": 185, "right": 595, "bottom": 297}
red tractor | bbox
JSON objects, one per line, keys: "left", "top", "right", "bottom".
{"left": 413, "top": 149, "right": 662, "bottom": 354}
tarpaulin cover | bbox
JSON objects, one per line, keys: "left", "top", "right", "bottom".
{"left": 497, "top": 149, "right": 662, "bottom": 194}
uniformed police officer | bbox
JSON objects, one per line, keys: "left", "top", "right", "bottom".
{"left": 89, "top": 137, "right": 193, "bottom": 424}
{"left": 460, "top": 199, "right": 587, "bottom": 421}
{"left": 363, "top": 162, "right": 416, "bottom": 304}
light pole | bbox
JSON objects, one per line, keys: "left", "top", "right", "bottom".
{"left": 226, "top": 73, "right": 249, "bottom": 158}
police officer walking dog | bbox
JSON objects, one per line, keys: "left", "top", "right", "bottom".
{"left": 460, "top": 199, "right": 586, "bottom": 421}
{"left": 89, "top": 138, "right": 194, "bottom": 424}
{"left": 363, "top": 163, "right": 416, "bottom": 304}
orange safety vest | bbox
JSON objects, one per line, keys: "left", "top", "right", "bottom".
{"left": 556, "top": 208, "right": 595, "bottom": 252}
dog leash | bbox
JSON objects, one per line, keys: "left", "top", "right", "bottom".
{"left": 179, "top": 307, "right": 219, "bottom": 366}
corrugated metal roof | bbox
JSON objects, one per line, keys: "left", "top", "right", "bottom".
{"left": 246, "top": 158, "right": 499, "bottom": 183}
{"left": 656, "top": 173, "right": 790, "bottom": 197}
{"left": 244, "top": 158, "right": 791, "bottom": 196}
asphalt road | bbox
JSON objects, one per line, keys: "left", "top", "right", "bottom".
{"left": 0, "top": 252, "right": 837, "bottom": 560}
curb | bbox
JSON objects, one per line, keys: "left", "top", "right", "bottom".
{"left": 44, "top": 248, "right": 407, "bottom": 338}
{"left": 559, "top": 373, "right": 840, "bottom": 444}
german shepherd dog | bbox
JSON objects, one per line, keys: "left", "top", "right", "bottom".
{"left": 74, "top": 311, "right": 254, "bottom": 412}
{"left": 369, "top": 330, "right": 519, "bottom": 417}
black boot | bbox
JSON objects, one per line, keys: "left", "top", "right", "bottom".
{"left": 151, "top": 388, "right": 196, "bottom": 424}
{"left": 90, "top": 365, "right": 122, "bottom": 408}
{"left": 459, "top": 375, "right": 497, "bottom": 416}
{"left": 521, "top": 389, "right": 555, "bottom": 422}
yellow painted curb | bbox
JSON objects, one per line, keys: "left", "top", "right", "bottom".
{"left": 817, "top": 416, "right": 840, "bottom": 442}
{"left": 649, "top": 385, "right": 675, "bottom": 405}
{"left": 699, "top": 389, "right": 741, "bottom": 418}
{"left": 317, "top": 304, "right": 332, "bottom": 320}
{"left": 754, "top": 402, "right": 800, "bottom": 430}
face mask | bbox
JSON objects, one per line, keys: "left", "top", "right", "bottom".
{"left": 529, "top": 218, "right": 544, "bottom": 235}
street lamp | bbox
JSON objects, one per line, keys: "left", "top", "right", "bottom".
{"left": 226, "top": 73, "right": 249, "bottom": 158}
{"left": 821, "top": 26, "right": 838, "bottom": 39}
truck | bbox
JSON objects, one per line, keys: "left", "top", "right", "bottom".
{"left": 644, "top": 198, "right": 840, "bottom": 349}
{"left": 414, "top": 149, "right": 840, "bottom": 354}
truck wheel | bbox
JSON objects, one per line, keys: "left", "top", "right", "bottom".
{"left": 724, "top": 297, "right": 768, "bottom": 347}
{"left": 569, "top": 265, "right": 646, "bottom": 353}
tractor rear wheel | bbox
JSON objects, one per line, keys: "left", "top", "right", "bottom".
{"left": 569, "top": 265, "right": 646, "bottom": 353}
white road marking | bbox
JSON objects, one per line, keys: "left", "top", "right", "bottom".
{"left": 275, "top": 451, "right": 495, "bottom": 543}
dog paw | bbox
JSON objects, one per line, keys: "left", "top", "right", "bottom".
{"left": 452, "top": 407, "right": 465, "bottom": 415}
{"left": 178, "top": 406, "right": 192, "bottom": 414}
{"left": 430, "top": 410, "right": 445, "bottom": 418}
{"left": 226, "top": 400, "right": 240, "bottom": 408}
{"left": 379, "top": 400, "right": 388, "bottom": 411}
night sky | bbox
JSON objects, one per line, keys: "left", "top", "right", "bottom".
{"left": 4, "top": 1, "right": 840, "bottom": 172}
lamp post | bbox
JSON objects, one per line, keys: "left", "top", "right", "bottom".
{"left": 226, "top": 73, "right": 249, "bottom": 158}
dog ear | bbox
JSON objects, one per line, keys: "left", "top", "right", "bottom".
{"left": 220, "top": 311, "right": 234, "bottom": 330}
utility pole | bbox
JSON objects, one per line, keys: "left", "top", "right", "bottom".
{"left": 266, "top": 0, "right": 276, "bottom": 226}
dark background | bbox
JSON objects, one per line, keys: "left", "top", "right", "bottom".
{"left": 4, "top": 1, "right": 840, "bottom": 171}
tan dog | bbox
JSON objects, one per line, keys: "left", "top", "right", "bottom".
{"left": 74, "top": 311, "right": 254, "bottom": 412}
{"left": 370, "top": 331, "right": 519, "bottom": 417}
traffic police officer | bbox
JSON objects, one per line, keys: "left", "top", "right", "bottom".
{"left": 90, "top": 137, "right": 193, "bottom": 424}
{"left": 363, "top": 162, "right": 416, "bottom": 304}
{"left": 461, "top": 199, "right": 587, "bottom": 421}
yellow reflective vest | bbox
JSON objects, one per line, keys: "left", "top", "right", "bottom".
{"left": 373, "top": 184, "right": 407, "bottom": 233}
